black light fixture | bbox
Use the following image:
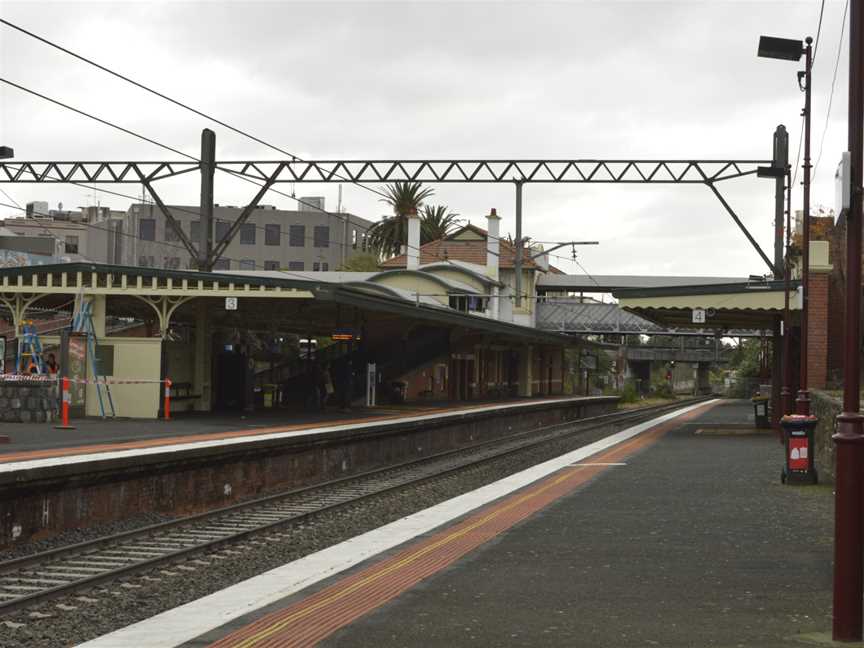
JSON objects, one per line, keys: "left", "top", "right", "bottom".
{"left": 758, "top": 36, "right": 804, "bottom": 61}
{"left": 757, "top": 165, "right": 786, "bottom": 178}
{"left": 0, "top": 146, "right": 13, "bottom": 159}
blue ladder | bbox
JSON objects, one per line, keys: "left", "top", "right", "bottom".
{"left": 72, "top": 300, "right": 115, "bottom": 418}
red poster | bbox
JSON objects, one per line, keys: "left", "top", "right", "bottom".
{"left": 789, "top": 437, "right": 809, "bottom": 471}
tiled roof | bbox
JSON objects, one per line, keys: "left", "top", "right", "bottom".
{"left": 380, "top": 227, "right": 539, "bottom": 269}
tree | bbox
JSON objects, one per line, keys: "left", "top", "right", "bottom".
{"left": 337, "top": 252, "right": 380, "bottom": 271}
{"left": 420, "top": 205, "right": 460, "bottom": 244}
{"left": 368, "top": 181, "right": 435, "bottom": 257}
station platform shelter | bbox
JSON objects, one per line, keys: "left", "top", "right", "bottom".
{"left": 0, "top": 262, "right": 588, "bottom": 419}
{"left": 615, "top": 275, "right": 801, "bottom": 423}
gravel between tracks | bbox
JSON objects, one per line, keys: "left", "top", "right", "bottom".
{"left": 0, "top": 414, "right": 654, "bottom": 648}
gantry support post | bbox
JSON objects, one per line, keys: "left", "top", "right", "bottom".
{"left": 199, "top": 128, "right": 216, "bottom": 272}
{"left": 513, "top": 180, "right": 524, "bottom": 309}
{"left": 772, "top": 125, "right": 789, "bottom": 426}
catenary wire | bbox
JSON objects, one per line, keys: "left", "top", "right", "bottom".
{"left": 0, "top": 76, "right": 576, "bottom": 266}
{"left": 813, "top": 0, "right": 850, "bottom": 181}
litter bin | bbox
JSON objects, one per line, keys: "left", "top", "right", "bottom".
{"left": 262, "top": 384, "right": 276, "bottom": 409}
{"left": 752, "top": 395, "right": 770, "bottom": 429}
{"left": 780, "top": 414, "right": 818, "bottom": 485}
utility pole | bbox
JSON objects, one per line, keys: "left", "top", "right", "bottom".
{"left": 513, "top": 180, "right": 524, "bottom": 309}
{"left": 796, "top": 37, "right": 814, "bottom": 415}
{"left": 198, "top": 128, "right": 216, "bottom": 272}
{"left": 833, "top": 0, "right": 863, "bottom": 640}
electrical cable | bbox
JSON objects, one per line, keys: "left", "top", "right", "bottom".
{"left": 0, "top": 73, "right": 578, "bottom": 269}
{"left": 813, "top": 0, "right": 850, "bottom": 181}
{"left": 812, "top": 0, "right": 827, "bottom": 65}
{"left": 0, "top": 18, "right": 390, "bottom": 200}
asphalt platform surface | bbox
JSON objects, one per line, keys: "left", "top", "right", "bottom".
{"left": 309, "top": 400, "right": 835, "bottom": 648}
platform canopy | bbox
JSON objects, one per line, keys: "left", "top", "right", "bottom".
{"left": 537, "top": 274, "right": 748, "bottom": 293}
{"left": 0, "top": 261, "right": 575, "bottom": 346}
{"left": 613, "top": 280, "right": 800, "bottom": 333}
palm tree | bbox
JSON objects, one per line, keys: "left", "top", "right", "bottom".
{"left": 420, "top": 205, "right": 460, "bottom": 244}
{"left": 368, "top": 181, "right": 435, "bottom": 257}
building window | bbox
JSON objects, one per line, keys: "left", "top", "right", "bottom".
{"left": 361, "top": 232, "right": 367, "bottom": 252}
{"left": 139, "top": 218, "right": 156, "bottom": 241}
{"left": 190, "top": 220, "right": 201, "bottom": 244}
{"left": 240, "top": 223, "right": 256, "bottom": 244}
{"left": 289, "top": 224, "right": 305, "bottom": 247}
{"left": 165, "top": 222, "right": 182, "bottom": 243}
{"left": 352, "top": 229, "right": 358, "bottom": 249}
{"left": 64, "top": 235, "right": 79, "bottom": 254}
{"left": 138, "top": 255, "right": 155, "bottom": 267}
{"left": 239, "top": 259, "right": 256, "bottom": 270}
{"left": 265, "top": 224, "right": 281, "bottom": 246}
{"left": 264, "top": 260, "right": 280, "bottom": 271}
{"left": 322, "top": 262, "right": 329, "bottom": 271}
{"left": 215, "top": 220, "right": 231, "bottom": 243}
{"left": 164, "top": 256, "right": 181, "bottom": 270}
{"left": 287, "top": 261, "right": 304, "bottom": 271}
{"left": 313, "top": 262, "right": 320, "bottom": 271}
{"left": 313, "top": 225, "right": 329, "bottom": 248}
{"left": 213, "top": 258, "right": 230, "bottom": 271}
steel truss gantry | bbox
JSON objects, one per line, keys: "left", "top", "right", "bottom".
{"left": 0, "top": 138, "right": 775, "bottom": 275}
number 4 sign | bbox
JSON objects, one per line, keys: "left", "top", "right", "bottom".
{"left": 692, "top": 308, "right": 706, "bottom": 324}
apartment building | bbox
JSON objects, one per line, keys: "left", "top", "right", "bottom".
{"left": 126, "top": 199, "right": 375, "bottom": 271}
{"left": 0, "top": 200, "right": 375, "bottom": 272}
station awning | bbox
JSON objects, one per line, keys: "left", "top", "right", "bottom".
{"left": 613, "top": 280, "right": 800, "bottom": 332}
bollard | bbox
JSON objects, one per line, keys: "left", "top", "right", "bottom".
{"left": 164, "top": 378, "right": 172, "bottom": 421}
{"left": 54, "top": 376, "right": 76, "bottom": 430}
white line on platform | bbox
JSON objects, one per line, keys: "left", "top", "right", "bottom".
{"left": 0, "top": 397, "right": 606, "bottom": 474}
{"left": 569, "top": 462, "right": 628, "bottom": 466}
{"left": 76, "top": 399, "right": 715, "bottom": 648}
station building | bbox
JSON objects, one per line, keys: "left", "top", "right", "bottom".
{"left": 0, "top": 256, "right": 588, "bottom": 419}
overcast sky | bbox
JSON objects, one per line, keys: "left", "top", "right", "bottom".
{"left": 0, "top": 0, "right": 852, "bottom": 278}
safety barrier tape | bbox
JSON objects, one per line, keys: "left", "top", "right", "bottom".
{"left": 0, "top": 374, "right": 170, "bottom": 385}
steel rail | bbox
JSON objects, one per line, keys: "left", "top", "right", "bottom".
{"left": 0, "top": 398, "right": 708, "bottom": 616}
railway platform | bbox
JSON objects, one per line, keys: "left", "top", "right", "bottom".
{"left": 79, "top": 399, "right": 835, "bottom": 648}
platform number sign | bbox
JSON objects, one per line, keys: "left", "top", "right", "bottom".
{"left": 692, "top": 308, "right": 706, "bottom": 324}
{"left": 225, "top": 297, "right": 238, "bottom": 311}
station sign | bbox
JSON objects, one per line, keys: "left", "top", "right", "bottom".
{"left": 225, "top": 297, "right": 238, "bottom": 311}
{"left": 332, "top": 328, "right": 360, "bottom": 341}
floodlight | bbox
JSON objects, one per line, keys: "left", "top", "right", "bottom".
{"left": 757, "top": 165, "right": 786, "bottom": 179}
{"left": 0, "top": 146, "right": 13, "bottom": 159}
{"left": 758, "top": 36, "right": 804, "bottom": 61}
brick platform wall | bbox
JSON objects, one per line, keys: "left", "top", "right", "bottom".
{"left": 808, "top": 272, "right": 830, "bottom": 390}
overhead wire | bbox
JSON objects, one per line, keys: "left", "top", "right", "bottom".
{"left": 0, "top": 18, "right": 391, "bottom": 200}
{"left": 0, "top": 18, "right": 579, "bottom": 263}
{"left": 812, "top": 0, "right": 827, "bottom": 65}
{"left": 813, "top": 0, "right": 850, "bottom": 181}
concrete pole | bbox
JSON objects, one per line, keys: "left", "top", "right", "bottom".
{"left": 198, "top": 129, "right": 216, "bottom": 271}
{"left": 833, "top": 0, "right": 864, "bottom": 640}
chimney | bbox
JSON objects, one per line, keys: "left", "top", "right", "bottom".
{"left": 486, "top": 208, "right": 500, "bottom": 280}
{"left": 406, "top": 209, "right": 420, "bottom": 270}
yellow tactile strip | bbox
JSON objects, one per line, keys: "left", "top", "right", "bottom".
{"left": 208, "top": 401, "right": 719, "bottom": 648}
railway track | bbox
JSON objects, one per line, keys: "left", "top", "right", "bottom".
{"left": 0, "top": 398, "right": 708, "bottom": 616}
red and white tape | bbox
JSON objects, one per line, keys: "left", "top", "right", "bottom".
{"left": 0, "top": 374, "right": 170, "bottom": 385}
